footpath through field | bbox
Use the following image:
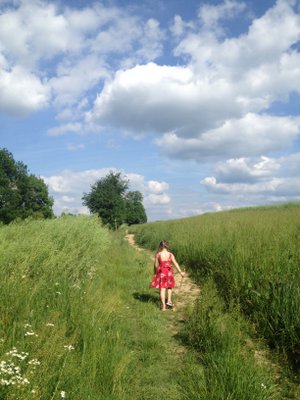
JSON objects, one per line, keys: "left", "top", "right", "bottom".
{"left": 124, "top": 232, "right": 201, "bottom": 352}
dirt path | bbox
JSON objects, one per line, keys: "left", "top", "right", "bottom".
{"left": 124, "top": 232, "right": 201, "bottom": 339}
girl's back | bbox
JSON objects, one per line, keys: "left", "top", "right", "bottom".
{"left": 158, "top": 250, "right": 172, "bottom": 262}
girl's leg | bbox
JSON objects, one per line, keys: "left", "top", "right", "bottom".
{"left": 167, "top": 288, "right": 172, "bottom": 305}
{"left": 160, "top": 288, "right": 166, "bottom": 310}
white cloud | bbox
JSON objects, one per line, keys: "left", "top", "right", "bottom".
{"left": 213, "top": 156, "right": 280, "bottom": 183}
{"left": 201, "top": 176, "right": 300, "bottom": 198}
{"left": 200, "top": 151, "right": 300, "bottom": 204}
{"left": 176, "top": 0, "right": 300, "bottom": 78}
{"left": 0, "top": 66, "right": 49, "bottom": 115}
{"left": 155, "top": 113, "right": 300, "bottom": 161}
{"left": 0, "top": 0, "right": 164, "bottom": 116}
{"left": 86, "top": 0, "right": 300, "bottom": 163}
{"left": 145, "top": 193, "right": 171, "bottom": 205}
{"left": 88, "top": 62, "right": 243, "bottom": 137}
{"left": 198, "top": 0, "right": 247, "bottom": 33}
{"left": 147, "top": 180, "right": 169, "bottom": 193}
{"left": 170, "top": 15, "right": 185, "bottom": 37}
{"left": 135, "top": 18, "right": 164, "bottom": 61}
{"left": 49, "top": 55, "right": 108, "bottom": 108}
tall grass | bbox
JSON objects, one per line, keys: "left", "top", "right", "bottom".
{"left": 0, "top": 215, "right": 117, "bottom": 399}
{"left": 0, "top": 215, "right": 206, "bottom": 399}
{"left": 1, "top": 205, "right": 297, "bottom": 399}
{"left": 181, "top": 278, "right": 279, "bottom": 400}
{"left": 130, "top": 204, "right": 300, "bottom": 387}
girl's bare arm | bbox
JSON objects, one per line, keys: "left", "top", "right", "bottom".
{"left": 171, "top": 254, "right": 185, "bottom": 276}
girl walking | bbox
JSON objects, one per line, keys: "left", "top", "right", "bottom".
{"left": 150, "top": 240, "right": 185, "bottom": 311}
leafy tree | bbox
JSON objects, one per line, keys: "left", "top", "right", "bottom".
{"left": 125, "top": 191, "right": 147, "bottom": 225}
{"left": 82, "top": 171, "right": 147, "bottom": 229}
{"left": 0, "top": 148, "right": 54, "bottom": 224}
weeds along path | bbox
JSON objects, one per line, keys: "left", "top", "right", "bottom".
{"left": 124, "top": 232, "right": 201, "bottom": 340}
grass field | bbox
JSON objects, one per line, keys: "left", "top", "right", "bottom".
{"left": 0, "top": 215, "right": 201, "bottom": 399}
{"left": 130, "top": 202, "right": 300, "bottom": 398}
{"left": 1, "top": 206, "right": 298, "bottom": 399}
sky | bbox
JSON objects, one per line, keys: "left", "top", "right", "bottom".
{"left": 1, "top": 0, "right": 300, "bottom": 221}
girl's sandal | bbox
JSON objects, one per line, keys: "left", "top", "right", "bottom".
{"left": 166, "top": 302, "right": 174, "bottom": 308}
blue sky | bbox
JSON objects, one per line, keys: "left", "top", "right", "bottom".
{"left": 1, "top": 0, "right": 300, "bottom": 221}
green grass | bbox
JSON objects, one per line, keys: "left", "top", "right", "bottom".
{"left": 0, "top": 215, "right": 201, "bottom": 399}
{"left": 183, "top": 279, "right": 279, "bottom": 400}
{"left": 131, "top": 204, "right": 300, "bottom": 354}
{"left": 1, "top": 206, "right": 297, "bottom": 399}
{"left": 130, "top": 202, "right": 300, "bottom": 398}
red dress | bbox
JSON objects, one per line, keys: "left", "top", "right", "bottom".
{"left": 150, "top": 252, "right": 175, "bottom": 289}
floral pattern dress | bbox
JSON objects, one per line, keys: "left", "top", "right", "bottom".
{"left": 150, "top": 252, "right": 175, "bottom": 289}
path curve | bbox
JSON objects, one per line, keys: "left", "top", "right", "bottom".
{"left": 124, "top": 232, "right": 200, "bottom": 317}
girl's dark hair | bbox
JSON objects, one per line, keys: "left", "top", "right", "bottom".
{"left": 158, "top": 240, "right": 169, "bottom": 252}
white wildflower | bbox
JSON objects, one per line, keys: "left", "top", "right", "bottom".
{"left": 63, "top": 345, "right": 75, "bottom": 351}
{"left": 6, "top": 349, "right": 28, "bottom": 360}
{"left": 0, "top": 347, "right": 33, "bottom": 388}
{"left": 46, "top": 323, "right": 55, "bottom": 327}
{"left": 28, "top": 359, "right": 40, "bottom": 366}
{"left": 61, "top": 390, "right": 66, "bottom": 398}
{"left": 261, "top": 383, "right": 267, "bottom": 389}
{"left": 25, "top": 331, "right": 38, "bottom": 337}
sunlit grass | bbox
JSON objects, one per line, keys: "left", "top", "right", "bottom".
{"left": 131, "top": 204, "right": 300, "bottom": 355}
{"left": 0, "top": 216, "right": 203, "bottom": 399}
{"left": 131, "top": 202, "right": 300, "bottom": 398}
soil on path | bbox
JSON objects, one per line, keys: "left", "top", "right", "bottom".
{"left": 124, "top": 232, "right": 201, "bottom": 343}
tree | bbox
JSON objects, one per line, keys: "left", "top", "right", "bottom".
{"left": 0, "top": 148, "right": 54, "bottom": 224}
{"left": 82, "top": 171, "right": 147, "bottom": 229}
{"left": 125, "top": 191, "right": 147, "bottom": 225}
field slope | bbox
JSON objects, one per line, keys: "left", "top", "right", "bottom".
{"left": 0, "top": 215, "right": 203, "bottom": 400}
{"left": 130, "top": 202, "right": 300, "bottom": 398}
{"left": 1, "top": 206, "right": 298, "bottom": 399}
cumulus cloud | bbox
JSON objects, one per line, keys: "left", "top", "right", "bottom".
{"left": 155, "top": 113, "right": 300, "bottom": 161}
{"left": 145, "top": 193, "right": 171, "bottom": 205}
{"left": 147, "top": 180, "right": 169, "bottom": 193}
{"left": 87, "top": 62, "right": 245, "bottom": 137}
{"left": 0, "top": 0, "right": 164, "bottom": 115}
{"left": 201, "top": 152, "right": 300, "bottom": 204}
{"left": 0, "top": 66, "right": 49, "bottom": 115}
{"left": 201, "top": 176, "right": 300, "bottom": 198}
{"left": 212, "top": 156, "right": 280, "bottom": 183}
{"left": 87, "top": 0, "right": 300, "bottom": 166}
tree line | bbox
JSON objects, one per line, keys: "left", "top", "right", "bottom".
{"left": 0, "top": 148, "right": 147, "bottom": 227}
